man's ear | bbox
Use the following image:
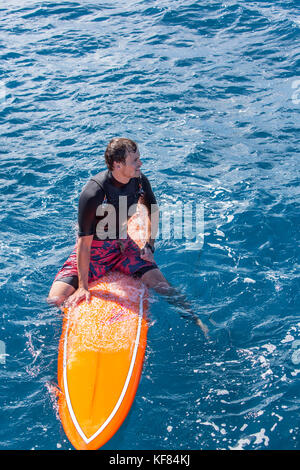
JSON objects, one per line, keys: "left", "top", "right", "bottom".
{"left": 112, "top": 161, "right": 120, "bottom": 170}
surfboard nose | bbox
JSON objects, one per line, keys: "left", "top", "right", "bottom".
{"left": 58, "top": 272, "right": 148, "bottom": 450}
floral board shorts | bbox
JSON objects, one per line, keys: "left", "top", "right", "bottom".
{"left": 54, "top": 237, "right": 158, "bottom": 290}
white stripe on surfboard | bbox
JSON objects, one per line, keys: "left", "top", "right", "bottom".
{"left": 63, "top": 286, "right": 145, "bottom": 445}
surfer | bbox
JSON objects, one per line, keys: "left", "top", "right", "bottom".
{"left": 48, "top": 138, "right": 208, "bottom": 336}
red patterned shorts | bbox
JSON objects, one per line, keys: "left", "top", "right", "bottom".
{"left": 54, "top": 238, "right": 157, "bottom": 289}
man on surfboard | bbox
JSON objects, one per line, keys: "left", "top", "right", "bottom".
{"left": 48, "top": 138, "right": 208, "bottom": 336}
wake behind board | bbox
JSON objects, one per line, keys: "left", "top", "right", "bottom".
{"left": 57, "top": 207, "right": 150, "bottom": 450}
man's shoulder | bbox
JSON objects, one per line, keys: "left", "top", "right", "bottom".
{"left": 89, "top": 169, "right": 109, "bottom": 188}
{"left": 80, "top": 170, "right": 108, "bottom": 199}
{"left": 140, "top": 172, "right": 154, "bottom": 189}
{"left": 140, "top": 172, "right": 150, "bottom": 183}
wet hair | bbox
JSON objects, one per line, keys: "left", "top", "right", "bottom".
{"left": 104, "top": 138, "right": 137, "bottom": 171}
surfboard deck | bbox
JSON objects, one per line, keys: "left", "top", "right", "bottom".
{"left": 57, "top": 207, "right": 150, "bottom": 450}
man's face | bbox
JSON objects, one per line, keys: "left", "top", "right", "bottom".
{"left": 118, "top": 149, "right": 142, "bottom": 178}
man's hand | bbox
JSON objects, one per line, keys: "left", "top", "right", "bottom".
{"left": 64, "top": 287, "right": 91, "bottom": 310}
{"left": 140, "top": 245, "right": 154, "bottom": 263}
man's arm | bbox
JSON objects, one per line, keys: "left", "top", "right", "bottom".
{"left": 77, "top": 235, "right": 93, "bottom": 290}
{"left": 140, "top": 204, "right": 159, "bottom": 261}
{"left": 140, "top": 174, "right": 159, "bottom": 255}
{"left": 64, "top": 180, "right": 104, "bottom": 309}
{"left": 65, "top": 235, "right": 93, "bottom": 308}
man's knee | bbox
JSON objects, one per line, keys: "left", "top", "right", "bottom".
{"left": 47, "top": 281, "right": 75, "bottom": 307}
{"left": 141, "top": 268, "right": 173, "bottom": 294}
{"left": 47, "top": 293, "right": 66, "bottom": 307}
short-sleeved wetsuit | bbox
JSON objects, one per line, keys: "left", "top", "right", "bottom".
{"left": 54, "top": 170, "right": 158, "bottom": 289}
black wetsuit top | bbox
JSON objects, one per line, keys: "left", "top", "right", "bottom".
{"left": 78, "top": 170, "right": 157, "bottom": 240}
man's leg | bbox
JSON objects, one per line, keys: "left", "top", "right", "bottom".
{"left": 47, "top": 280, "right": 76, "bottom": 309}
{"left": 140, "top": 268, "right": 209, "bottom": 337}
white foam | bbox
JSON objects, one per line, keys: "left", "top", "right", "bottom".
{"left": 281, "top": 334, "right": 294, "bottom": 344}
{"left": 261, "top": 344, "right": 276, "bottom": 354}
{"left": 229, "top": 437, "right": 251, "bottom": 450}
{"left": 261, "top": 368, "right": 273, "bottom": 379}
{"left": 229, "top": 428, "right": 269, "bottom": 450}
{"left": 216, "top": 389, "right": 229, "bottom": 396}
{"left": 215, "top": 229, "right": 225, "bottom": 237}
{"left": 197, "top": 421, "right": 219, "bottom": 432}
{"left": 252, "top": 428, "right": 269, "bottom": 446}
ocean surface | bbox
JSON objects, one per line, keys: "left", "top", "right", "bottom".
{"left": 0, "top": 0, "right": 299, "bottom": 451}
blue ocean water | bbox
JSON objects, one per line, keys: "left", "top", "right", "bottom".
{"left": 0, "top": 0, "right": 299, "bottom": 451}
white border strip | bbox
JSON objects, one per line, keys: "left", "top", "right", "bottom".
{"left": 63, "top": 286, "right": 145, "bottom": 445}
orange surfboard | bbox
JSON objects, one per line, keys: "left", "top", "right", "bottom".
{"left": 57, "top": 207, "right": 150, "bottom": 450}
